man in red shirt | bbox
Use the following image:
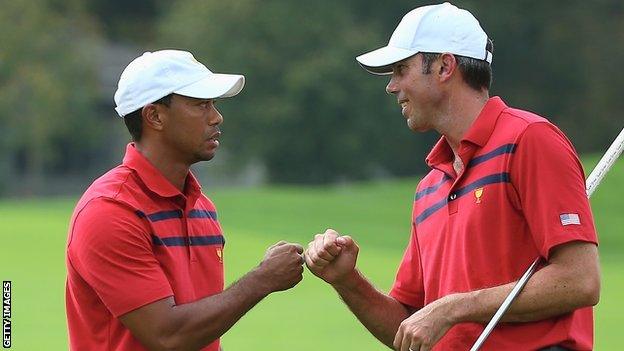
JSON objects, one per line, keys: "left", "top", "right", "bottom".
{"left": 305, "top": 3, "right": 600, "bottom": 351}
{"left": 66, "top": 50, "right": 305, "bottom": 351}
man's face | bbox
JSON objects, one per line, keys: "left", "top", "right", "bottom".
{"left": 159, "top": 94, "right": 223, "bottom": 164}
{"left": 385, "top": 54, "right": 441, "bottom": 132}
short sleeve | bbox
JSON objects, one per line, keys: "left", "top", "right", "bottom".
{"left": 67, "top": 198, "right": 174, "bottom": 317}
{"left": 389, "top": 221, "right": 425, "bottom": 309}
{"left": 510, "top": 122, "right": 598, "bottom": 259}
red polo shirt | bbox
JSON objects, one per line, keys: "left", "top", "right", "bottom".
{"left": 66, "top": 144, "right": 224, "bottom": 351}
{"left": 390, "top": 97, "right": 598, "bottom": 350}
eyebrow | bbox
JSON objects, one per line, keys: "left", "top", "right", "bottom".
{"left": 392, "top": 62, "right": 408, "bottom": 71}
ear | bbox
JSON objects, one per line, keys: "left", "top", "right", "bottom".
{"left": 438, "top": 53, "right": 458, "bottom": 83}
{"left": 141, "top": 104, "right": 165, "bottom": 132}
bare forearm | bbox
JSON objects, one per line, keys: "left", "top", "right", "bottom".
{"left": 333, "top": 270, "right": 410, "bottom": 348}
{"left": 163, "top": 268, "right": 270, "bottom": 350}
{"left": 454, "top": 261, "right": 599, "bottom": 324}
{"left": 384, "top": 243, "right": 599, "bottom": 351}
{"left": 121, "top": 242, "right": 304, "bottom": 351}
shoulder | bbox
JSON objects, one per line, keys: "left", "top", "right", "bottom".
{"left": 500, "top": 106, "right": 549, "bottom": 125}
{"left": 515, "top": 121, "right": 576, "bottom": 153}
{"left": 73, "top": 164, "right": 152, "bottom": 218}
{"left": 77, "top": 165, "right": 134, "bottom": 206}
{"left": 493, "top": 106, "right": 573, "bottom": 150}
{"left": 68, "top": 196, "right": 150, "bottom": 253}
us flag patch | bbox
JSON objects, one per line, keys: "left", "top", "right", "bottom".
{"left": 560, "top": 213, "right": 581, "bottom": 226}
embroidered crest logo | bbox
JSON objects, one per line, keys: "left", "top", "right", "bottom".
{"left": 216, "top": 248, "right": 223, "bottom": 263}
{"left": 474, "top": 187, "right": 484, "bottom": 204}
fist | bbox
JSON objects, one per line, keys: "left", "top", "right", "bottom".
{"left": 257, "top": 241, "right": 305, "bottom": 293}
{"left": 305, "top": 229, "right": 359, "bottom": 285}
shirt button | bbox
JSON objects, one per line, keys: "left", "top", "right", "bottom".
{"left": 449, "top": 193, "right": 457, "bottom": 200}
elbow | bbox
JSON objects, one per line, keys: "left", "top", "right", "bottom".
{"left": 577, "top": 273, "right": 600, "bottom": 307}
{"left": 585, "top": 277, "right": 600, "bottom": 307}
{"left": 153, "top": 329, "right": 218, "bottom": 351}
{"left": 150, "top": 334, "right": 184, "bottom": 351}
{"left": 141, "top": 324, "right": 189, "bottom": 351}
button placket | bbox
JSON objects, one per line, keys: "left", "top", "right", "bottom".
{"left": 448, "top": 191, "right": 459, "bottom": 214}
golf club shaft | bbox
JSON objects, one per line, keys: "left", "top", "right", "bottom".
{"left": 470, "top": 126, "right": 624, "bottom": 351}
{"left": 469, "top": 258, "right": 541, "bottom": 351}
{"left": 586, "top": 127, "right": 624, "bottom": 197}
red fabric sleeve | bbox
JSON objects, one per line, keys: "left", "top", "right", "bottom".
{"left": 389, "top": 221, "right": 425, "bottom": 309}
{"left": 510, "top": 122, "right": 598, "bottom": 259}
{"left": 67, "top": 198, "right": 174, "bottom": 317}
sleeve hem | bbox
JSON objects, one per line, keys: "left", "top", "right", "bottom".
{"left": 544, "top": 236, "right": 598, "bottom": 260}
{"left": 113, "top": 291, "right": 175, "bottom": 318}
{"left": 389, "top": 288, "right": 424, "bottom": 309}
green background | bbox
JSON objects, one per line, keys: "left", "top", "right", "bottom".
{"left": 1, "top": 156, "right": 622, "bottom": 350}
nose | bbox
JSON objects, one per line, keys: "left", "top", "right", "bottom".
{"left": 210, "top": 106, "right": 223, "bottom": 126}
{"left": 386, "top": 75, "right": 399, "bottom": 95}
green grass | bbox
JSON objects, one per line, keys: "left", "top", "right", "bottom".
{"left": 0, "top": 156, "right": 622, "bottom": 350}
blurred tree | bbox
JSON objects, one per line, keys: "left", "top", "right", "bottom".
{"left": 158, "top": 0, "right": 435, "bottom": 183}
{"left": 158, "top": 0, "right": 623, "bottom": 184}
{"left": 468, "top": 0, "right": 624, "bottom": 151}
{"left": 85, "top": 0, "right": 167, "bottom": 44}
{"left": 3, "top": 0, "right": 619, "bottom": 193}
{"left": 0, "top": 0, "right": 105, "bottom": 195}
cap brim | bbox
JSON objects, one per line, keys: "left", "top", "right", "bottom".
{"left": 356, "top": 46, "right": 418, "bottom": 75}
{"left": 175, "top": 73, "right": 245, "bottom": 99}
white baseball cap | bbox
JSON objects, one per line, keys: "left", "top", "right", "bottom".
{"left": 356, "top": 2, "right": 492, "bottom": 75}
{"left": 114, "top": 50, "right": 245, "bottom": 117}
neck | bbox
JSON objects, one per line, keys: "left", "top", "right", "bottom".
{"left": 435, "top": 88, "right": 489, "bottom": 153}
{"left": 134, "top": 141, "right": 190, "bottom": 192}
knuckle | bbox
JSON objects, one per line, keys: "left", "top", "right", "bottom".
{"left": 310, "top": 252, "right": 320, "bottom": 262}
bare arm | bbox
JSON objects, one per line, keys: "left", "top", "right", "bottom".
{"left": 394, "top": 241, "right": 600, "bottom": 351}
{"left": 307, "top": 230, "right": 599, "bottom": 351}
{"left": 120, "top": 242, "right": 304, "bottom": 351}
{"left": 305, "top": 230, "right": 411, "bottom": 348}
{"left": 455, "top": 241, "right": 599, "bottom": 322}
{"left": 333, "top": 269, "right": 412, "bottom": 348}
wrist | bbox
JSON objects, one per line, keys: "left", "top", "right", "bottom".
{"left": 246, "top": 266, "right": 273, "bottom": 298}
{"left": 331, "top": 269, "right": 361, "bottom": 291}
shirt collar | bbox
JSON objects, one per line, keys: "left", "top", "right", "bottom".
{"left": 426, "top": 96, "right": 508, "bottom": 168}
{"left": 122, "top": 143, "right": 201, "bottom": 198}
{"left": 461, "top": 96, "right": 507, "bottom": 147}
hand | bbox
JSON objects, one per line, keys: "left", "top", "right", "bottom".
{"left": 393, "top": 295, "right": 458, "bottom": 351}
{"left": 255, "top": 241, "right": 304, "bottom": 293}
{"left": 304, "top": 229, "right": 359, "bottom": 285}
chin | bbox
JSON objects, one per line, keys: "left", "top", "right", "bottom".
{"left": 407, "top": 120, "right": 428, "bottom": 133}
{"left": 193, "top": 152, "right": 216, "bottom": 163}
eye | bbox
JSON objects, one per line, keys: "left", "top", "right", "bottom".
{"left": 199, "top": 100, "right": 213, "bottom": 109}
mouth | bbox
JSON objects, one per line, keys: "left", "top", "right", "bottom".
{"left": 398, "top": 99, "right": 409, "bottom": 113}
{"left": 207, "top": 131, "right": 221, "bottom": 146}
